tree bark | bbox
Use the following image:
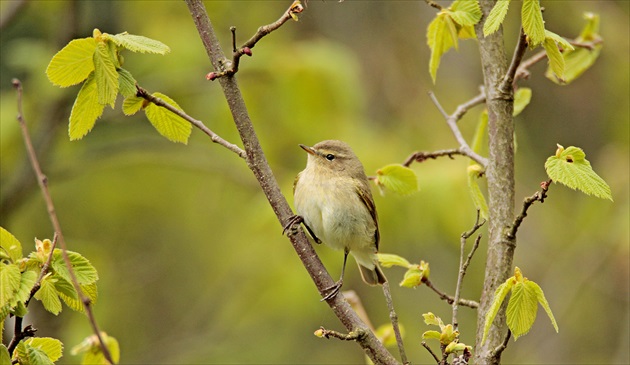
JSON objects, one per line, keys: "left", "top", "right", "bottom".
{"left": 473, "top": 1, "right": 516, "bottom": 364}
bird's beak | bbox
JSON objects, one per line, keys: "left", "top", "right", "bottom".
{"left": 299, "top": 144, "right": 317, "bottom": 156}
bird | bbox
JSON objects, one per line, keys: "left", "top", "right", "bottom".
{"left": 288, "top": 139, "right": 386, "bottom": 300}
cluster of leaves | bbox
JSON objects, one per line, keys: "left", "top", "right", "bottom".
{"left": 0, "top": 227, "right": 118, "bottom": 364}
{"left": 483, "top": 267, "right": 558, "bottom": 342}
{"left": 423, "top": 313, "right": 471, "bottom": 357}
{"left": 46, "top": 29, "right": 191, "bottom": 143}
{"left": 377, "top": 253, "right": 430, "bottom": 288}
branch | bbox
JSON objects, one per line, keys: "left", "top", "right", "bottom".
{"left": 423, "top": 0, "right": 443, "bottom": 11}
{"left": 507, "top": 179, "right": 551, "bottom": 239}
{"left": 382, "top": 282, "right": 408, "bottom": 365}
{"left": 315, "top": 327, "right": 368, "bottom": 341}
{"left": 206, "top": 0, "right": 304, "bottom": 80}
{"left": 184, "top": 2, "right": 398, "bottom": 363}
{"left": 452, "top": 212, "right": 484, "bottom": 330}
{"left": 502, "top": 28, "right": 528, "bottom": 92}
{"left": 135, "top": 85, "right": 246, "bottom": 159}
{"left": 428, "top": 92, "right": 488, "bottom": 168}
{"left": 421, "top": 341, "right": 441, "bottom": 364}
{"left": 12, "top": 79, "right": 114, "bottom": 364}
{"left": 402, "top": 148, "right": 465, "bottom": 167}
{"left": 491, "top": 329, "right": 511, "bottom": 358}
{"left": 423, "top": 279, "right": 479, "bottom": 309}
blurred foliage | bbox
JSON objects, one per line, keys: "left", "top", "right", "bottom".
{"left": 1, "top": 1, "right": 628, "bottom": 364}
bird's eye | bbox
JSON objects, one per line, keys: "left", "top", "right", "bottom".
{"left": 325, "top": 154, "right": 335, "bottom": 161}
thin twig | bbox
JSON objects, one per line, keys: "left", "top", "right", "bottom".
{"left": 452, "top": 212, "right": 484, "bottom": 330}
{"left": 491, "top": 329, "right": 511, "bottom": 358}
{"left": 423, "top": 0, "right": 443, "bottom": 11}
{"left": 25, "top": 234, "right": 59, "bottom": 307}
{"left": 452, "top": 91, "right": 486, "bottom": 122}
{"left": 423, "top": 279, "right": 479, "bottom": 309}
{"left": 12, "top": 79, "right": 114, "bottom": 364}
{"left": 402, "top": 148, "right": 464, "bottom": 167}
{"left": 316, "top": 327, "right": 367, "bottom": 341}
{"left": 507, "top": 180, "right": 551, "bottom": 239}
{"left": 502, "top": 28, "right": 528, "bottom": 92}
{"left": 382, "top": 282, "right": 408, "bottom": 365}
{"left": 428, "top": 92, "right": 488, "bottom": 168}
{"left": 421, "top": 341, "right": 441, "bottom": 364}
{"left": 136, "top": 86, "right": 246, "bottom": 159}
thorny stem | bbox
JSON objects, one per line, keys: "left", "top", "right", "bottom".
{"left": 12, "top": 79, "right": 114, "bottom": 364}
{"left": 507, "top": 180, "right": 552, "bottom": 239}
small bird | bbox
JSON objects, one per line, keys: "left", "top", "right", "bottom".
{"left": 288, "top": 140, "right": 386, "bottom": 300}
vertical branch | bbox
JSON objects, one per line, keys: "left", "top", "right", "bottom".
{"left": 12, "top": 79, "right": 114, "bottom": 364}
{"left": 473, "top": 1, "right": 517, "bottom": 363}
{"left": 184, "top": 2, "right": 398, "bottom": 363}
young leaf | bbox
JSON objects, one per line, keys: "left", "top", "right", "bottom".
{"left": 118, "top": 68, "right": 137, "bottom": 98}
{"left": 52, "top": 249, "right": 99, "bottom": 285}
{"left": 530, "top": 280, "right": 559, "bottom": 333}
{"left": 449, "top": 0, "right": 482, "bottom": 27}
{"left": 375, "top": 164, "right": 419, "bottom": 196}
{"left": 506, "top": 277, "right": 539, "bottom": 339}
{"left": 93, "top": 42, "right": 119, "bottom": 107}
{"left": 108, "top": 32, "right": 170, "bottom": 54}
{"left": 22, "top": 344, "right": 54, "bottom": 365}
{"left": 423, "top": 312, "right": 444, "bottom": 327}
{"left": 471, "top": 109, "right": 488, "bottom": 156}
{"left": 69, "top": 73, "right": 105, "bottom": 140}
{"left": 34, "top": 275, "right": 62, "bottom": 315}
{"left": 59, "top": 283, "right": 98, "bottom": 312}
{"left": 543, "top": 38, "right": 565, "bottom": 82}
{"left": 399, "top": 266, "right": 424, "bottom": 288}
{"left": 422, "top": 330, "right": 442, "bottom": 340}
{"left": 521, "top": 0, "right": 545, "bottom": 46}
{"left": 427, "top": 13, "right": 455, "bottom": 84}
{"left": 144, "top": 92, "right": 192, "bottom": 144}
{"left": 467, "top": 164, "right": 488, "bottom": 219}
{"left": 483, "top": 0, "right": 510, "bottom": 36}
{"left": 545, "top": 145, "right": 612, "bottom": 201}
{"left": 0, "top": 226, "right": 23, "bottom": 262}
{"left": 72, "top": 332, "right": 120, "bottom": 364}
{"left": 12, "top": 270, "right": 38, "bottom": 304}
{"left": 46, "top": 38, "right": 97, "bottom": 87}
{"left": 375, "top": 323, "right": 405, "bottom": 347}
{"left": 482, "top": 276, "right": 516, "bottom": 344}
{"left": 544, "top": 30, "right": 575, "bottom": 52}
{"left": 24, "top": 337, "right": 63, "bottom": 362}
{"left": 123, "top": 96, "right": 146, "bottom": 116}
{"left": 0, "top": 345, "right": 10, "bottom": 365}
{"left": 513, "top": 88, "right": 532, "bottom": 116}
{"left": 377, "top": 253, "right": 411, "bottom": 268}
{"left": 0, "top": 263, "right": 21, "bottom": 307}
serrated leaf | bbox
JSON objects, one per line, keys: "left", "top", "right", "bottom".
{"left": 53, "top": 275, "right": 78, "bottom": 300}
{"left": 482, "top": 277, "right": 516, "bottom": 344}
{"left": 543, "top": 38, "right": 565, "bottom": 81}
{"left": 24, "top": 338, "right": 63, "bottom": 362}
{"left": 506, "top": 279, "right": 538, "bottom": 339}
{"left": 144, "top": 93, "right": 192, "bottom": 144}
{"left": 513, "top": 88, "right": 532, "bottom": 116}
{"left": 521, "top": 0, "right": 545, "bottom": 46}
{"left": 52, "top": 250, "right": 98, "bottom": 285}
{"left": 545, "top": 145, "right": 612, "bottom": 200}
{"left": 118, "top": 68, "right": 137, "bottom": 98}
{"left": 427, "top": 13, "right": 455, "bottom": 84}
{"left": 377, "top": 253, "right": 411, "bottom": 268}
{"left": 530, "top": 280, "right": 559, "bottom": 333}
{"left": 0, "top": 263, "right": 21, "bottom": 307}
{"left": 0, "top": 345, "right": 10, "bottom": 365}
{"left": 483, "top": 0, "right": 510, "bottom": 36}
{"left": 423, "top": 312, "right": 443, "bottom": 327}
{"left": 458, "top": 24, "right": 476, "bottom": 39}
{"left": 375, "top": 164, "right": 418, "bottom": 196}
{"left": 422, "top": 330, "right": 442, "bottom": 340}
{"left": 399, "top": 267, "right": 424, "bottom": 288}
{"left": 46, "top": 38, "right": 97, "bottom": 87}
{"left": 13, "top": 341, "right": 28, "bottom": 364}
{"left": 544, "top": 30, "right": 574, "bottom": 52}
{"left": 449, "top": 0, "right": 482, "bottom": 27}
{"left": 59, "top": 283, "right": 97, "bottom": 312}
{"left": 467, "top": 165, "right": 489, "bottom": 219}
{"left": 123, "top": 96, "right": 145, "bottom": 116}
{"left": 93, "top": 42, "right": 119, "bottom": 107}
{"left": 444, "top": 13, "right": 460, "bottom": 51}
{"left": 0, "top": 227, "right": 23, "bottom": 262}
{"left": 12, "top": 270, "right": 38, "bottom": 304}
{"left": 69, "top": 73, "right": 105, "bottom": 140}
{"left": 34, "top": 275, "right": 62, "bottom": 315}
{"left": 108, "top": 32, "right": 170, "bottom": 54}
{"left": 24, "top": 345, "right": 54, "bottom": 365}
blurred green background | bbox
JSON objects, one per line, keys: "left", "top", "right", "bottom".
{"left": 1, "top": 1, "right": 628, "bottom": 363}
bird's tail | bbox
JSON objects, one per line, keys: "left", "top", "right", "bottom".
{"left": 358, "top": 262, "right": 387, "bottom": 286}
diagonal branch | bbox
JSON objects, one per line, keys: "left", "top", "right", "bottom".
{"left": 507, "top": 179, "right": 552, "bottom": 239}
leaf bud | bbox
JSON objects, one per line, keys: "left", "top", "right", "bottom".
{"left": 242, "top": 47, "right": 252, "bottom": 56}
{"left": 206, "top": 72, "right": 218, "bottom": 81}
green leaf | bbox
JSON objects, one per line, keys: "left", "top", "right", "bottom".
{"left": 543, "top": 38, "right": 565, "bottom": 82}
{"left": 52, "top": 249, "right": 99, "bottom": 285}
{"left": 72, "top": 332, "right": 120, "bottom": 364}
{"left": 444, "top": 14, "right": 460, "bottom": 51}
{"left": 34, "top": 275, "right": 62, "bottom": 315}
{"left": 144, "top": 92, "right": 192, "bottom": 144}
{"left": 483, "top": 0, "right": 510, "bottom": 36}
{"left": 422, "top": 330, "right": 442, "bottom": 340}
{"left": 423, "top": 312, "right": 444, "bottom": 328}
{"left": 24, "top": 338, "right": 63, "bottom": 362}
{"left": 578, "top": 12, "right": 600, "bottom": 41}
{"left": 544, "top": 30, "right": 574, "bottom": 52}
{"left": 545, "top": 145, "right": 612, "bottom": 201}
{"left": 427, "top": 13, "right": 455, "bottom": 84}
{"left": 377, "top": 253, "right": 411, "bottom": 268}
{"left": 521, "top": 0, "right": 545, "bottom": 46}
{"left": 118, "top": 68, "right": 137, "bottom": 98}
{"left": 69, "top": 73, "right": 105, "bottom": 140}
{"left": 375, "top": 323, "right": 404, "bottom": 347}
{"left": 375, "top": 164, "right": 419, "bottom": 196}
{"left": 24, "top": 345, "right": 54, "bottom": 365}
{"left": 482, "top": 276, "right": 516, "bottom": 344}
{"left": 513, "top": 88, "right": 532, "bottom": 116}
{"left": 59, "top": 283, "right": 97, "bottom": 312}
{"left": 471, "top": 109, "right": 488, "bottom": 156}
{"left": 46, "top": 38, "right": 97, "bottom": 87}
{"left": 53, "top": 275, "right": 78, "bottom": 300}
{"left": 0, "top": 226, "right": 23, "bottom": 262}
{"left": 108, "top": 32, "right": 170, "bottom": 54}
{"left": 123, "top": 96, "right": 146, "bottom": 116}
{"left": 12, "top": 270, "right": 38, "bottom": 304}
{"left": 0, "top": 345, "right": 10, "bottom": 365}
{"left": 530, "top": 280, "right": 559, "bottom": 333}
{"left": 93, "top": 42, "right": 119, "bottom": 107}
{"left": 506, "top": 278, "right": 539, "bottom": 339}
{"left": 0, "top": 263, "right": 21, "bottom": 307}
{"left": 467, "top": 164, "right": 488, "bottom": 219}
{"left": 449, "top": 0, "right": 482, "bottom": 27}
